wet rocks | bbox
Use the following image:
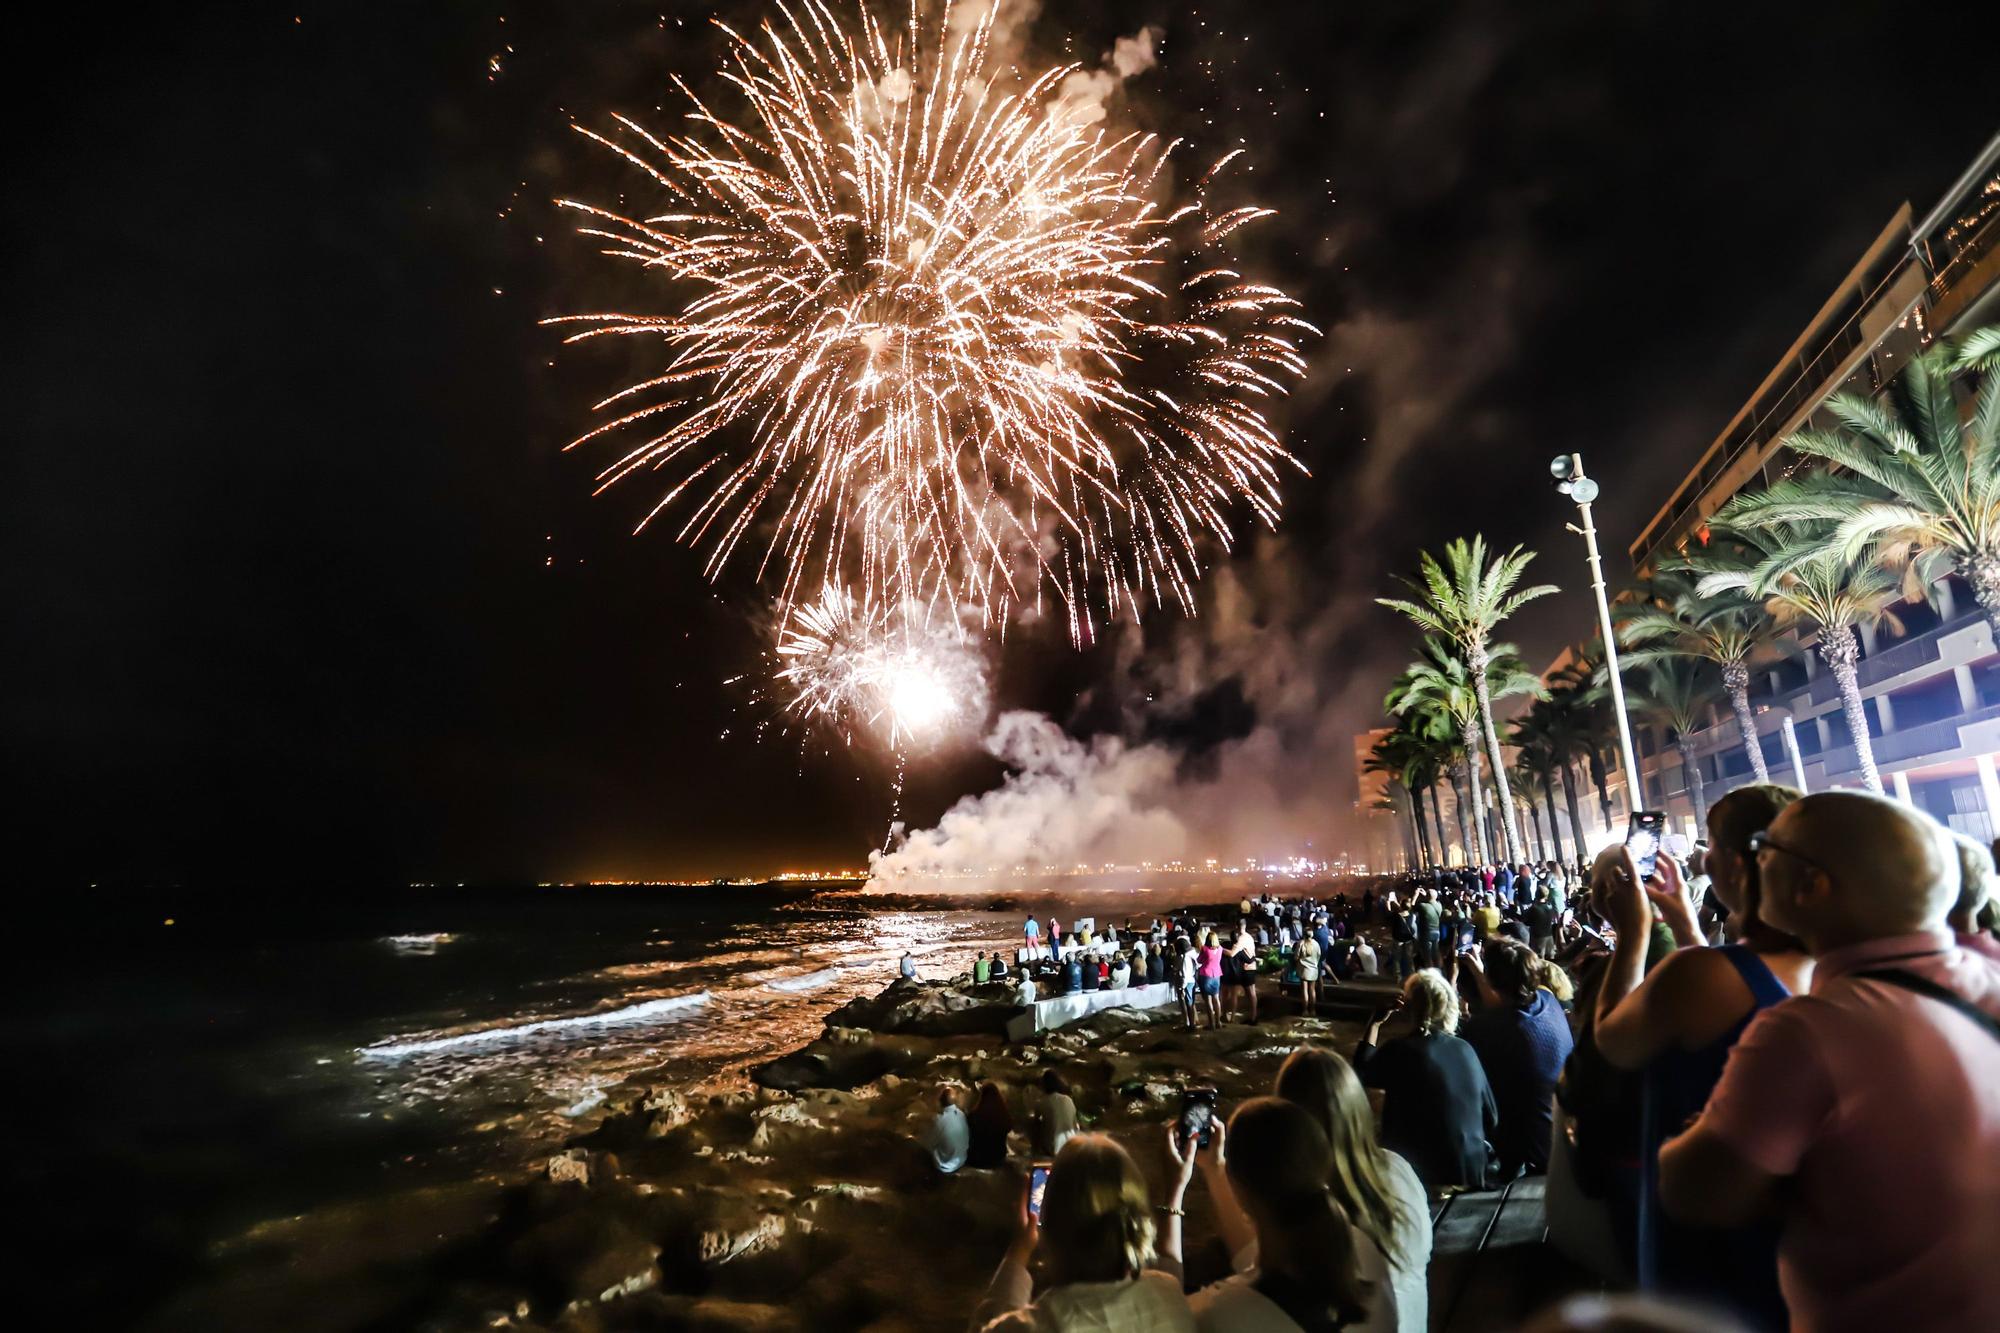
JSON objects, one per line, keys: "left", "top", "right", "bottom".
{"left": 820, "top": 977, "right": 1019, "bottom": 1036}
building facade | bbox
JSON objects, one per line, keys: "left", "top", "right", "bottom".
{"left": 1601, "top": 133, "right": 2000, "bottom": 846}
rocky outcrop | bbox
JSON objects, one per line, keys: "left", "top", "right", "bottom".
{"left": 820, "top": 977, "right": 1021, "bottom": 1036}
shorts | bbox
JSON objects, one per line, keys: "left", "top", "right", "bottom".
{"left": 1200, "top": 976, "right": 1222, "bottom": 997}
{"left": 1181, "top": 979, "right": 1197, "bottom": 1002}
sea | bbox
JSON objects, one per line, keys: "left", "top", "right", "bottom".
{"left": 17, "top": 882, "right": 1044, "bottom": 1326}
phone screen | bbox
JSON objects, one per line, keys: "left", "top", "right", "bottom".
{"left": 1177, "top": 1089, "right": 1218, "bottom": 1149}
{"left": 1626, "top": 810, "right": 1667, "bottom": 881}
{"left": 1027, "top": 1164, "right": 1051, "bottom": 1218}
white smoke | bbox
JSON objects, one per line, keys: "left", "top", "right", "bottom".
{"left": 869, "top": 711, "right": 1189, "bottom": 881}
{"left": 1050, "top": 25, "right": 1163, "bottom": 128}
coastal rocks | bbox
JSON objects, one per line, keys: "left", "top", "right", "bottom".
{"left": 820, "top": 977, "right": 1018, "bottom": 1037}
{"left": 548, "top": 1149, "right": 593, "bottom": 1186}
{"left": 505, "top": 1209, "right": 660, "bottom": 1312}
{"left": 750, "top": 1031, "right": 923, "bottom": 1091}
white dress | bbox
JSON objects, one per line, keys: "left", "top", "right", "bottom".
{"left": 979, "top": 1271, "right": 1197, "bottom": 1333}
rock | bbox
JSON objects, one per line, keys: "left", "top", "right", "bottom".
{"left": 549, "top": 1149, "right": 592, "bottom": 1186}
{"left": 821, "top": 977, "right": 1017, "bottom": 1036}
{"left": 750, "top": 1033, "right": 919, "bottom": 1091}
{"left": 506, "top": 1210, "right": 660, "bottom": 1312}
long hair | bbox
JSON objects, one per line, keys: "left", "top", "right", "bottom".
{"left": 1706, "top": 782, "right": 1803, "bottom": 951}
{"left": 1035, "top": 1134, "right": 1156, "bottom": 1287}
{"left": 1274, "top": 1048, "right": 1411, "bottom": 1268}
{"left": 1223, "top": 1097, "right": 1371, "bottom": 1327}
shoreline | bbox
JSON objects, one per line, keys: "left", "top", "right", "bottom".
{"left": 143, "top": 888, "right": 1388, "bottom": 1332}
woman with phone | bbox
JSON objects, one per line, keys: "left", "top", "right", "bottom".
{"left": 1161, "top": 1097, "right": 1394, "bottom": 1331}
{"left": 970, "top": 1135, "right": 1195, "bottom": 1332}
{"left": 1591, "top": 784, "right": 1804, "bottom": 1330}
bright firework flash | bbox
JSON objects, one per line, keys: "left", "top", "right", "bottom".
{"left": 548, "top": 0, "right": 1316, "bottom": 646}
{"left": 773, "top": 584, "right": 988, "bottom": 751}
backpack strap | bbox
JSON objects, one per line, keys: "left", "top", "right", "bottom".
{"left": 1851, "top": 967, "right": 2000, "bottom": 1045}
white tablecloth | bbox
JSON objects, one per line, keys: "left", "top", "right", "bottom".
{"left": 1004, "top": 982, "right": 1176, "bottom": 1042}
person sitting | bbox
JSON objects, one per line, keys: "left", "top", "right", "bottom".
{"left": 1461, "top": 936, "right": 1573, "bottom": 1179}
{"left": 1353, "top": 935, "right": 1380, "bottom": 976}
{"left": 1186, "top": 1049, "right": 1429, "bottom": 1333}
{"left": 1659, "top": 791, "right": 2000, "bottom": 1333}
{"left": 971, "top": 1135, "right": 1195, "bottom": 1332}
{"left": 1146, "top": 947, "right": 1166, "bottom": 986}
{"left": 1354, "top": 969, "right": 1498, "bottom": 1194}
{"left": 925, "top": 1085, "right": 969, "bottom": 1174}
{"left": 974, "top": 952, "right": 992, "bottom": 984}
{"left": 1017, "top": 970, "right": 1037, "bottom": 1006}
{"left": 1080, "top": 954, "right": 1100, "bottom": 992}
{"left": 991, "top": 952, "right": 1009, "bottom": 980}
{"left": 966, "top": 1081, "right": 1014, "bottom": 1170}
{"left": 1110, "top": 954, "right": 1132, "bottom": 989}
{"left": 1593, "top": 784, "right": 1803, "bottom": 1328}
{"left": 1162, "top": 1096, "right": 1395, "bottom": 1331}
{"left": 901, "top": 951, "right": 917, "bottom": 980}
{"left": 1034, "top": 1069, "right": 1079, "bottom": 1158}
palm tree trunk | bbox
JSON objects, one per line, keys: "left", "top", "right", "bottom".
{"left": 1676, "top": 736, "right": 1709, "bottom": 826}
{"left": 1428, "top": 784, "right": 1449, "bottom": 865}
{"left": 1527, "top": 787, "right": 1550, "bottom": 861}
{"left": 1461, "top": 723, "right": 1491, "bottom": 864}
{"left": 1722, "top": 659, "right": 1770, "bottom": 784}
{"left": 1821, "top": 625, "right": 1883, "bottom": 794}
{"left": 1449, "top": 763, "right": 1474, "bottom": 864}
{"left": 1560, "top": 758, "right": 1587, "bottom": 863}
{"left": 1410, "top": 788, "right": 1434, "bottom": 868}
{"left": 1967, "top": 551, "right": 2000, "bottom": 638}
{"left": 1470, "top": 647, "right": 1527, "bottom": 863}
{"left": 1541, "top": 768, "right": 1567, "bottom": 865}
{"left": 1587, "top": 742, "right": 1614, "bottom": 829}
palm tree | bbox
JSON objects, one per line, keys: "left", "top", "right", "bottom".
{"left": 1510, "top": 705, "right": 1570, "bottom": 865}
{"left": 1379, "top": 537, "right": 1558, "bottom": 863}
{"left": 1550, "top": 651, "right": 1618, "bottom": 830}
{"left": 1713, "top": 329, "right": 2000, "bottom": 632}
{"left": 1626, "top": 658, "right": 1726, "bottom": 824}
{"left": 1365, "top": 731, "right": 1428, "bottom": 869}
{"left": 1680, "top": 525, "right": 1904, "bottom": 794}
{"left": 1615, "top": 570, "right": 1790, "bottom": 784}
{"left": 1389, "top": 638, "right": 1545, "bottom": 864}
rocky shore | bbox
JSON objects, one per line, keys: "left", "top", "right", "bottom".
{"left": 146, "top": 955, "right": 1374, "bottom": 1333}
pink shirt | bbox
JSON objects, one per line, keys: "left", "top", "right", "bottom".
{"left": 1700, "top": 930, "right": 2000, "bottom": 1333}
{"left": 1197, "top": 945, "right": 1223, "bottom": 979}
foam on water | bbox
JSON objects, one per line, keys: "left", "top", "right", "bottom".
{"left": 357, "top": 991, "right": 711, "bottom": 1061}
{"left": 766, "top": 966, "right": 842, "bottom": 992}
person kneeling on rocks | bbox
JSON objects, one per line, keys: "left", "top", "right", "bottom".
{"left": 926, "top": 1086, "right": 970, "bottom": 1175}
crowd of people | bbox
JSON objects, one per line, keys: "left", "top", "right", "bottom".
{"left": 924, "top": 789, "right": 1999, "bottom": 1332}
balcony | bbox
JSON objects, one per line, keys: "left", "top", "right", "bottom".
{"left": 1814, "top": 701, "right": 2000, "bottom": 783}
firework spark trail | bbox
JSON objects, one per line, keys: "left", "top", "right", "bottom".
{"left": 549, "top": 0, "right": 1314, "bottom": 646}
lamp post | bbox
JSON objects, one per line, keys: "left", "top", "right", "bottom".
{"left": 1550, "top": 453, "right": 1643, "bottom": 815}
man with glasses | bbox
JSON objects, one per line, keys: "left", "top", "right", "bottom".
{"left": 1658, "top": 791, "right": 2000, "bottom": 1333}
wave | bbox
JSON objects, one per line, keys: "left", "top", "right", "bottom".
{"left": 765, "top": 967, "right": 842, "bottom": 993}
{"left": 357, "top": 991, "right": 711, "bottom": 1061}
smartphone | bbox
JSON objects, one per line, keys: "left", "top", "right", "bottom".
{"left": 1177, "top": 1087, "right": 1219, "bottom": 1150}
{"left": 1027, "top": 1161, "right": 1052, "bottom": 1218}
{"left": 1626, "top": 810, "right": 1667, "bottom": 882}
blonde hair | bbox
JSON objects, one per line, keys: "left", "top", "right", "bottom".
{"left": 1035, "top": 1134, "right": 1156, "bottom": 1287}
{"left": 1274, "top": 1047, "right": 1412, "bottom": 1267}
{"left": 1403, "top": 968, "right": 1460, "bottom": 1035}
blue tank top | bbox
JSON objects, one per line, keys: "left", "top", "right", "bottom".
{"left": 1639, "top": 944, "right": 1790, "bottom": 1330}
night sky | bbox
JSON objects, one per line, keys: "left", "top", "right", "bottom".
{"left": 8, "top": 2, "right": 1997, "bottom": 887}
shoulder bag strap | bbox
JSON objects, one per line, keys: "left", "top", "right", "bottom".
{"left": 1852, "top": 967, "right": 2000, "bottom": 1045}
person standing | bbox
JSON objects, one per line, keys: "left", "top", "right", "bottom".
{"left": 1198, "top": 930, "right": 1226, "bottom": 1029}
{"left": 1025, "top": 914, "right": 1041, "bottom": 956}
{"left": 1461, "top": 937, "right": 1573, "bottom": 1179}
{"left": 1296, "top": 927, "right": 1323, "bottom": 1016}
{"left": 1415, "top": 891, "right": 1443, "bottom": 969}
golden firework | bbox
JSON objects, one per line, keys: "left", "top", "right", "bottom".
{"left": 550, "top": 0, "right": 1312, "bottom": 644}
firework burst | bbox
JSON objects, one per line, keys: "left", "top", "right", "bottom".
{"left": 774, "top": 584, "right": 987, "bottom": 748}
{"left": 550, "top": 0, "right": 1314, "bottom": 645}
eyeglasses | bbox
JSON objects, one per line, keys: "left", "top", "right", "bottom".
{"left": 1745, "top": 829, "right": 1830, "bottom": 878}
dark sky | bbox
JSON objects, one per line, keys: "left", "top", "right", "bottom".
{"left": 7, "top": 2, "right": 1997, "bottom": 886}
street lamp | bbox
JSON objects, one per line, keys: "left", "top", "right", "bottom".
{"left": 1550, "top": 453, "right": 1643, "bottom": 813}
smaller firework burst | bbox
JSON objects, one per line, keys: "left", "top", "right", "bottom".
{"left": 774, "top": 586, "right": 988, "bottom": 749}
